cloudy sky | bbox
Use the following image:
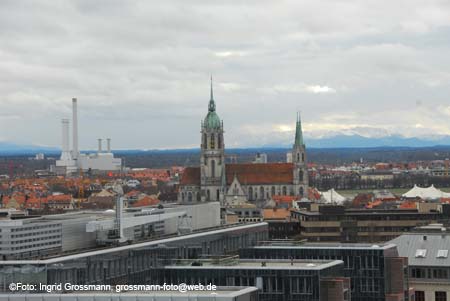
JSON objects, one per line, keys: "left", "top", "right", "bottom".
{"left": 1, "top": 0, "right": 450, "bottom": 149}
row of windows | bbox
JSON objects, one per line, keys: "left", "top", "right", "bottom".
{"left": 11, "top": 229, "right": 61, "bottom": 238}
{"left": 10, "top": 224, "right": 60, "bottom": 232}
{"left": 298, "top": 214, "right": 438, "bottom": 222}
{"left": 238, "top": 218, "right": 262, "bottom": 223}
{"left": 232, "top": 211, "right": 260, "bottom": 217}
{"left": 11, "top": 240, "right": 60, "bottom": 251}
{"left": 248, "top": 185, "right": 305, "bottom": 200}
{"left": 11, "top": 235, "right": 61, "bottom": 245}
{"left": 415, "top": 291, "right": 447, "bottom": 301}
{"left": 411, "top": 267, "right": 449, "bottom": 279}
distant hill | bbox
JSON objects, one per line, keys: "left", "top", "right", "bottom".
{"left": 2, "top": 134, "right": 450, "bottom": 155}
{"left": 305, "top": 134, "right": 450, "bottom": 148}
{"left": 0, "top": 142, "right": 59, "bottom": 155}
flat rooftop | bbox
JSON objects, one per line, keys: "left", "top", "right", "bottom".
{"left": 165, "top": 259, "right": 343, "bottom": 270}
{"left": 0, "top": 286, "right": 257, "bottom": 298}
{"left": 0, "top": 222, "right": 268, "bottom": 265}
{"left": 295, "top": 209, "right": 438, "bottom": 216}
{"left": 253, "top": 242, "right": 396, "bottom": 250}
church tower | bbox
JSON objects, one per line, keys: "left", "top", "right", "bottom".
{"left": 200, "top": 78, "right": 225, "bottom": 202}
{"left": 292, "top": 113, "right": 308, "bottom": 197}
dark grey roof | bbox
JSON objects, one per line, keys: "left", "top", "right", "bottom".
{"left": 254, "top": 242, "right": 396, "bottom": 250}
{"left": 389, "top": 233, "right": 450, "bottom": 267}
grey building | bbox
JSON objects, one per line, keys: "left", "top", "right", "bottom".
{"left": 240, "top": 242, "right": 411, "bottom": 301}
{"left": 0, "top": 202, "right": 221, "bottom": 259}
{"left": 0, "top": 223, "right": 269, "bottom": 292}
{"left": 390, "top": 232, "right": 450, "bottom": 301}
{"left": 0, "top": 219, "right": 62, "bottom": 260}
{"left": 154, "top": 258, "right": 349, "bottom": 301}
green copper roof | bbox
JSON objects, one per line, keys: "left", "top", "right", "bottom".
{"left": 295, "top": 112, "right": 304, "bottom": 145}
{"left": 204, "top": 77, "right": 221, "bottom": 129}
{"left": 204, "top": 111, "right": 221, "bottom": 129}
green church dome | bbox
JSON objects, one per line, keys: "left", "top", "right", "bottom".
{"left": 204, "top": 110, "right": 221, "bottom": 129}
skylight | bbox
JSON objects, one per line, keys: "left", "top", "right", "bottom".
{"left": 437, "top": 250, "right": 448, "bottom": 258}
{"left": 415, "top": 249, "right": 427, "bottom": 258}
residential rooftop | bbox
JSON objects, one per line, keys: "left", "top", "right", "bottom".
{"left": 389, "top": 232, "right": 450, "bottom": 266}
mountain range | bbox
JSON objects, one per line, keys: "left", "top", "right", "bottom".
{"left": 2, "top": 134, "right": 450, "bottom": 154}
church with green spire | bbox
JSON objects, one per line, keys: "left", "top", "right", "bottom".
{"left": 178, "top": 79, "right": 308, "bottom": 204}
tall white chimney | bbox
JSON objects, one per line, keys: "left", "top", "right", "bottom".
{"left": 98, "top": 138, "right": 102, "bottom": 153}
{"left": 107, "top": 138, "right": 111, "bottom": 153}
{"left": 72, "top": 98, "right": 79, "bottom": 159}
{"left": 60, "top": 119, "right": 72, "bottom": 161}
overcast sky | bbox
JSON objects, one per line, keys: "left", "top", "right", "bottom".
{"left": 1, "top": 0, "right": 450, "bottom": 149}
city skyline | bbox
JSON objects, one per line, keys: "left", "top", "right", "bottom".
{"left": 1, "top": 1, "right": 450, "bottom": 149}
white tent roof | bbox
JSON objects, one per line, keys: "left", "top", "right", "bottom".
{"left": 402, "top": 184, "right": 450, "bottom": 199}
{"left": 319, "top": 188, "right": 346, "bottom": 205}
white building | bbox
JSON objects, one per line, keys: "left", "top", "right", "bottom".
{"left": 55, "top": 98, "right": 122, "bottom": 175}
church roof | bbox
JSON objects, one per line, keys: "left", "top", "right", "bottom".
{"left": 226, "top": 163, "right": 293, "bottom": 185}
{"left": 180, "top": 167, "right": 201, "bottom": 185}
{"left": 179, "top": 163, "right": 294, "bottom": 187}
{"left": 204, "top": 111, "right": 221, "bottom": 129}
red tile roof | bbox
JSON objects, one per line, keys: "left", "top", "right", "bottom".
{"left": 400, "top": 201, "right": 417, "bottom": 209}
{"left": 180, "top": 167, "right": 201, "bottom": 185}
{"left": 130, "top": 196, "right": 159, "bottom": 207}
{"left": 47, "top": 195, "right": 72, "bottom": 202}
{"left": 226, "top": 163, "right": 294, "bottom": 185}
{"left": 263, "top": 208, "right": 291, "bottom": 220}
{"left": 180, "top": 163, "right": 295, "bottom": 186}
{"left": 272, "top": 195, "right": 298, "bottom": 204}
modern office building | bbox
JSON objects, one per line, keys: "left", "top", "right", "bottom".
{"left": 0, "top": 218, "right": 63, "bottom": 260}
{"left": 0, "top": 223, "right": 269, "bottom": 292}
{"left": 154, "top": 258, "right": 350, "bottom": 301}
{"left": 0, "top": 202, "right": 221, "bottom": 259}
{"left": 390, "top": 232, "right": 450, "bottom": 301}
{"left": 240, "top": 242, "right": 412, "bottom": 301}
{"left": 291, "top": 205, "right": 443, "bottom": 242}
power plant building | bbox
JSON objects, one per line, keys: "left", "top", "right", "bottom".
{"left": 55, "top": 98, "right": 122, "bottom": 175}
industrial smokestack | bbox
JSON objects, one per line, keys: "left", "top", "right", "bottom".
{"left": 60, "top": 119, "right": 72, "bottom": 161}
{"left": 107, "top": 138, "right": 111, "bottom": 153}
{"left": 72, "top": 98, "right": 79, "bottom": 159}
{"left": 98, "top": 138, "right": 102, "bottom": 153}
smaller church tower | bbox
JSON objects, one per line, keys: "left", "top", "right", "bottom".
{"left": 200, "top": 77, "right": 225, "bottom": 202}
{"left": 292, "top": 112, "right": 308, "bottom": 197}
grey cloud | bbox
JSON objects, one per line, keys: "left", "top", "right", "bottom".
{"left": 0, "top": 1, "right": 450, "bottom": 148}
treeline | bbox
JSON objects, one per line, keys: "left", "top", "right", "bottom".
{"left": 310, "top": 173, "right": 450, "bottom": 191}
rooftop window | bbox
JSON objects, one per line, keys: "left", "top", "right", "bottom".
{"left": 437, "top": 250, "right": 448, "bottom": 258}
{"left": 415, "top": 249, "right": 427, "bottom": 258}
